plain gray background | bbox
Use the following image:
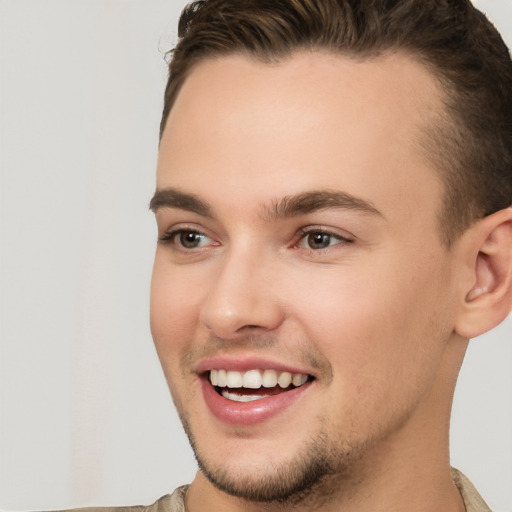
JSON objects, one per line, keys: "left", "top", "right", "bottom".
{"left": 0, "top": 0, "right": 511, "bottom": 510}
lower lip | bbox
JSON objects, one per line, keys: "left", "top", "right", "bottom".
{"left": 201, "top": 378, "right": 312, "bottom": 426}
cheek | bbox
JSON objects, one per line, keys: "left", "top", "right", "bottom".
{"left": 150, "top": 266, "right": 203, "bottom": 409}
{"left": 289, "top": 252, "right": 452, "bottom": 392}
{"left": 150, "top": 257, "right": 204, "bottom": 358}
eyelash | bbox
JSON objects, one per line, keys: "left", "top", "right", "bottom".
{"left": 159, "top": 228, "right": 214, "bottom": 248}
{"left": 159, "top": 226, "right": 353, "bottom": 252}
{"left": 159, "top": 228, "right": 189, "bottom": 243}
{"left": 294, "top": 227, "right": 354, "bottom": 251}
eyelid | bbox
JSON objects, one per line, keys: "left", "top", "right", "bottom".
{"left": 157, "top": 221, "right": 355, "bottom": 252}
{"left": 158, "top": 228, "right": 204, "bottom": 243}
{"left": 291, "top": 226, "right": 355, "bottom": 253}
{"left": 158, "top": 223, "right": 219, "bottom": 247}
{"left": 295, "top": 225, "right": 355, "bottom": 242}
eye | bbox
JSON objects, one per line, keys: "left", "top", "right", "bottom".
{"left": 296, "top": 229, "right": 352, "bottom": 250}
{"left": 160, "top": 229, "right": 214, "bottom": 249}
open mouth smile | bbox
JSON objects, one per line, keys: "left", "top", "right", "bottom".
{"left": 209, "top": 369, "right": 310, "bottom": 402}
{"left": 200, "top": 366, "right": 314, "bottom": 425}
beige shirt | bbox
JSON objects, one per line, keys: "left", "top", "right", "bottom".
{"left": 49, "top": 468, "right": 491, "bottom": 512}
{"left": 452, "top": 468, "right": 492, "bottom": 512}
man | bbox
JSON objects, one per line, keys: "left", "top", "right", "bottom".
{"left": 61, "top": 0, "right": 512, "bottom": 510}
{"left": 146, "top": 1, "right": 512, "bottom": 511}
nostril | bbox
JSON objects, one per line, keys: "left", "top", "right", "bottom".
{"left": 239, "top": 324, "right": 265, "bottom": 332}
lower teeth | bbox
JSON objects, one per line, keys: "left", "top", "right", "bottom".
{"left": 222, "top": 390, "right": 268, "bottom": 402}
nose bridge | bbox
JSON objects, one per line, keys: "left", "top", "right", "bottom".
{"left": 200, "top": 241, "right": 283, "bottom": 339}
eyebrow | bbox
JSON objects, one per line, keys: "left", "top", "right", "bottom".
{"left": 264, "top": 190, "right": 383, "bottom": 220}
{"left": 149, "top": 187, "right": 383, "bottom": 220}
{"left": 149, "top": 188, "right": 213, "bottom": 217}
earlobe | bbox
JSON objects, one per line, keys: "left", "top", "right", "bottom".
{"left": 455, "top": 207, "right": 512, "bottom": 339}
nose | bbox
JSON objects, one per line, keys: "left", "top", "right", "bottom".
{"left": 199, "top": 249, "right": 285, "bottom": 340}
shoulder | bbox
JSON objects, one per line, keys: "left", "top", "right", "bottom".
{"left": 41, "top": 485, "right": 189, "bottom": 512}
{"left": 451, "top": 468, "right": 492, "bottom": 512}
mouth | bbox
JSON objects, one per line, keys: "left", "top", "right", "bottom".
{"left": 208, "top": 369, "right": 312, "bottom": 403}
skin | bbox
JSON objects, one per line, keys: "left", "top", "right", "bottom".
{"left": 150, "top": 51, "right": 493, "bottom": 511}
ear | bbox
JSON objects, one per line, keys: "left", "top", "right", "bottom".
{"left": 454, "top": 207, "right": 512, "bottom": 339}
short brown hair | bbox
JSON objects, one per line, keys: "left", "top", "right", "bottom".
{"left": 160, "top": 0, "right": 512, "bottom": 244}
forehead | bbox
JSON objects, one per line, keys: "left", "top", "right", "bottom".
{"left": 157, "top": 51, "right": 444, "bottom": 228}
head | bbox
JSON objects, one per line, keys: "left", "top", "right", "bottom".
{"left": 150, "top": 0, "right": 512, "bottom": 508}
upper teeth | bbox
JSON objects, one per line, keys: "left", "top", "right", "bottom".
{"left": 209, "top": 369, "right": 308, "bottom": 389}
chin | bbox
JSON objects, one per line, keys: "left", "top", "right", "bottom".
{"left": 187, "top": 424, "right": 365, "bottom": 506}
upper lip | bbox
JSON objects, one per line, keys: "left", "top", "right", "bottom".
{"left": 195, "top": 357, "right": 316, "bottom": 378}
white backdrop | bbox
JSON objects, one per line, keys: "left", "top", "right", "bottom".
{"left": 0, "top": 1, "right": 511, "bottom": 511}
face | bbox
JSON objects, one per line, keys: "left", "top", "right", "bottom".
{"left": 151, "top": 52, "right": 462, "bottom": 504}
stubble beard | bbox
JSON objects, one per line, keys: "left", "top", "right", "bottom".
{"left": 167, "top": 338, "right": 403, "bottom": 507}
{"left": 167, "top": 339, "right": 364, "bottom": 506}
{"left": 179, "top": 413, "right": 367, "bottom": 508}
